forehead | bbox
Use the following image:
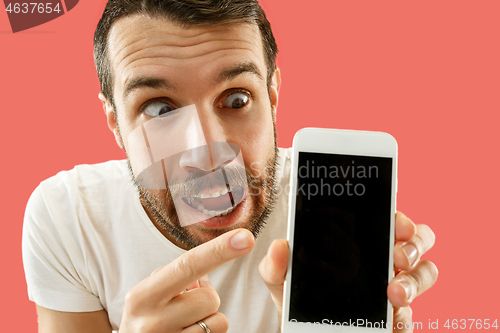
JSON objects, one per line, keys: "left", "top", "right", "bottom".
{"left": 107, "top": 14, "right": 265, "bottom": 96}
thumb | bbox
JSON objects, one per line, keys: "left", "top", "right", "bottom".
{"left": 258, "top": 239, "right": 289, "bottom": 322}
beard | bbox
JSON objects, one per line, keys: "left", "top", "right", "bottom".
{"left": 125, "top": 143, "right": 279, "bottom": 249}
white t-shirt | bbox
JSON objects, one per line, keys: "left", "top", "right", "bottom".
{"left": 22, "top": 148, "right": 292, "bottom": 333}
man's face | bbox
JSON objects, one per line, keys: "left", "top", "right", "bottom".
{"left": 103, "top": 15, "right": 280, "bottom": 249}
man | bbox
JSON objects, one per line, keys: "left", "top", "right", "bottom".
{"left": 22, "top": 1, "right": 438, "bottom": 332}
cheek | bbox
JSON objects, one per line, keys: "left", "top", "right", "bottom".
{"left": 145, "top": 188, "right": 169, "bottom": 205}
{"left": 116, "top": 111, "right": 151, "bottom": 153}
{"left": 235, "top": 112, "right": 275, "bottom": 177}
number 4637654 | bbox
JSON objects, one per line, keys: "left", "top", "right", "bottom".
{"left": 444, "top": 319, "right": 498, "bottom": 330}
{"left": 6, "top": 3, "right": 62, "bottom": 14}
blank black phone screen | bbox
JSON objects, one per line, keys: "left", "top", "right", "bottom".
{"left": 288, "top": 152, "right": 393, "bottom": 327}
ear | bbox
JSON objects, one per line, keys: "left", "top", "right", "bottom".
{"left": 99, "top": 92, "right": 124, "bottom": 149}
{"left": 270, "top": 67, "right": 281, "bottom": 121}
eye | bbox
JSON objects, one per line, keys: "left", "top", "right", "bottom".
{"left": 220, "top": 90, "right": 250, "bottom": 109}
{"left": 143, "top": 100, "right": 175, "bottom": 117}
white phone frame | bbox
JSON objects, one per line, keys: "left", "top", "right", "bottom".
{"left": 282, "top": 128, "right": 398, "bottom": 333}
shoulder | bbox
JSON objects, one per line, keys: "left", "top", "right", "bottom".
{"left": 24, "top": 160, "right": 134, "bottom": 235}
{"left": 31, "top": 160, "right": 131, "bottom": 206}
{"left": 276, "top": 147, "right": 292, "bottom": 187}
{"left": 39, "top": 160, "right": 130, "bottom": 193}
{"left": 21, "top": 162, "right": 134, "bottom": 314}
{"left": 278, "top": 147, "right": 292, "bottom": 161}
{"left": 277, "top": 147, "right": 292, "bottom": 177}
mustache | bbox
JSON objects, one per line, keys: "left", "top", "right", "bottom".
{"left": 167, "top": 165, "right": 249, "bottom": 201}
{"left": 129, "top": 153, "right": 277, "bottom": 206}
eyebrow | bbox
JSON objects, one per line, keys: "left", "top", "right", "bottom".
{"left": 123, "top": 62, "right": 264, "bottom": 100}
{"left": 215, "top": 62, "right": 264, "bottom": 85}
{"left": 123, "top": 77, "right": 175, "bottom": 100}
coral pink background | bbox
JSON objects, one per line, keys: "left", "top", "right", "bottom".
{"left": 1, "top": 0, "right": 499, "bottom": 331}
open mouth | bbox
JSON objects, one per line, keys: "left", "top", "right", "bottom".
{"left": 181, "top": 186, "right": 246, "bottom": 218}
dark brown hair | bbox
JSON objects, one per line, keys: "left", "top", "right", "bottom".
{"left": 93, "top": 0, "right": 278, "bottom": 108}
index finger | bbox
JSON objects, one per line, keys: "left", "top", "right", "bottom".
{"left": 147, "top": 228, "right": 254, "bottom": 301}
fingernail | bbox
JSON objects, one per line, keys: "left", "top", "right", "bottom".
{"left": 402, "top": 242, "right": 418, "bottom": 266}
{"left": 230, "top": 231, "right": 252, "bottom": 250}
{"left": 396, "top": 277, "right": 414, "bottom": 302}
{"left": 199, "top": 275, "right": 215, "bottom": 290}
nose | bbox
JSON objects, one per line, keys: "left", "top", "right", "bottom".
{"left": 178, "top": 106, "right": 236, "bottom": 172}
{"left": 179, "top": 143, "right": 236, "bottom": 172}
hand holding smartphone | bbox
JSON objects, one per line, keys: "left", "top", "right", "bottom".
{"left": 282, "top": 128, "right": 398, "bottom": 332}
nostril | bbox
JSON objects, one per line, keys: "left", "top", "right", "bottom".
{"left": 179, "top": 142, "right": 239, "bottom": 171}
{"left": 209, "top": 142, "right": 237, "bottom": 169}
{"left": 179, "top": 145, "right": 213, "bottom": 171}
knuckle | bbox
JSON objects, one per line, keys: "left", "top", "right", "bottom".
{"left": 417, "top": 224, "right": 436, "bottom": 249}
{"left": 412, "top": 232, "right": 426, "bottom": 255}
{"left": 428, "top": 227, "right": 436, "bottom": 246}
{"left": 124, "top": 289, "right": 136, "bottom": 305}
{"left": 173, "top": 253, "right": 198, "bottom": 280}
{"left": 135, "top": 319, "right": 154, "bottom": 332}
{"left": 403, "top": 305, "right": 413, "bottom": 318}
{"left": 203, "top": 288, "right": 221, "bottom": 312}
{"left": 394, "top": 306, "right": 402, "bottom": 320}
{"left": 408, "top": 306, "right": 413, "bottom": 316}
{"left": 124, "top": 288, "right": 143, "bottom": 312}
{"left": 421, "top": 260, "right": 439, "bottom": 282}
{"left": 196, "top": 288, "right": 220, "bottom": 313}
{"left": 394, "top": 307, "right": 413, "bottom": 333}
{"left": 212, "top": 241, "right": 228, "bottom": 263}
{"left": 190, "top": 288, "right": 219, "bottom": 314}
{"left": 216, "top": 312, "right": 229, "bottom": 332}
{"left": 405, "top": 271, "right": 420, "bottom": 292}
{"left": 408, "top": 260, "right": 438, "bottom": 294}
{"left": 396, "top": 306, "right": 413, "bottom": 322}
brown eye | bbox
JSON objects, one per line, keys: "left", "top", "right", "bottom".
{"left": 143, "top": 101, "right": 175, "bottom": 117}
{"left": 221, "top": 91, "right": 250, "bottom": 109}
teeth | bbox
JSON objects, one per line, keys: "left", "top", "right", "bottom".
{"left": 195, "top": 202, "right": 235, "bottom": 217}
{"left": 194, "top": 188, "right": 231, "bottom": 199}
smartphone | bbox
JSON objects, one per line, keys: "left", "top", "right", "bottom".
{"left": 282, "top": 128, "right": 397, "bottom": 332}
